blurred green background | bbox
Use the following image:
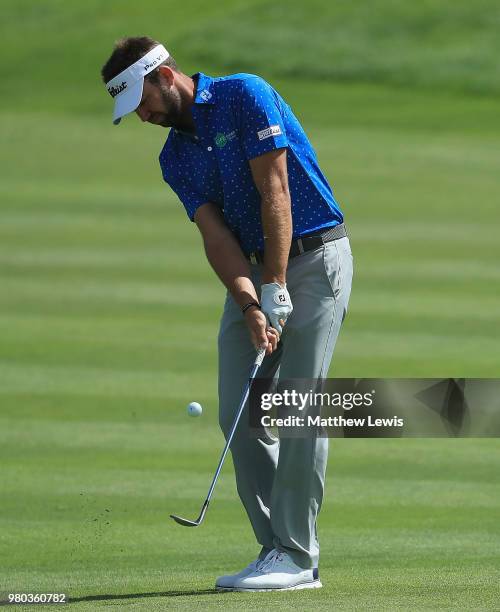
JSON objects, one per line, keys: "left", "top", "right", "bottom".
{"left": 1, "top": 1, "right": 499, "bottom": 610}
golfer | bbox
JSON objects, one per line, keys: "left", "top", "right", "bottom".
{"left": 101, "top": 36, "right": 353, "bottom": 591}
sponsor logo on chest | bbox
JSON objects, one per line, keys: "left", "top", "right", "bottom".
{"left": 215, "top": 130, "right": 237, "bottom": 148}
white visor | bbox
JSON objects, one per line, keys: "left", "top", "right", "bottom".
{"left": 105, "top": 44, "right": 170, "bottom": 125}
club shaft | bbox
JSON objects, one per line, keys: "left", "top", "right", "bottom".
{"left": 170, "top": 348, "right": 265, "bottom": 526}
{"left": 205, "top": 360, "right": 261, "bottom": 503}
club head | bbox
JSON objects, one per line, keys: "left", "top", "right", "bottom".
{"left": 170, "top": 514, "right": 201, "bottom": 527}
{"left": 170, "top": 500, "right": 209, "bottom": 527}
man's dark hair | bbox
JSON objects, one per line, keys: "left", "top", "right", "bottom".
{"left": 101, "top": 36, "right": 178, "bottom": 83}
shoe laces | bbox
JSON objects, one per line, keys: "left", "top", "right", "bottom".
{"left": 259, "top": 549, "right": 285, "bottom": 571}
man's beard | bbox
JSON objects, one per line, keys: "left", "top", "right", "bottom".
{"left": 158, "top": 86, "right": 183, "bottom": 128}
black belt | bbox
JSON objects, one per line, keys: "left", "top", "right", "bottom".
{"left": 247, "top": 223, "right": 348, "bottom": 265}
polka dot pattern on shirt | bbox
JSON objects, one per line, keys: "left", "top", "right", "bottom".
{"left": 159, "top": 73, "right": 343, "bottom": 254}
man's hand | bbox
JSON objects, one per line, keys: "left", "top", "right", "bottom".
{"left": 260, "top": 282, "right": 293, "bottom": 335}
{"left": 244, "top": 306, "right": 279, "bottom": 355}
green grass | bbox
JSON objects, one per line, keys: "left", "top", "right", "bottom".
{"left": 1, "top": 1, "right": 500, "bottom": 609}
{"left": 1, "top": 433, "right": 499, "bottom": 610}
{"left": 2, "top": 0, "right": 500, "bottom": 116}
{"left": 2, "top": 81, "right": 499, "bottom": 377}
{"left": 1, "top": 83, "right": 500, "bottom": 610}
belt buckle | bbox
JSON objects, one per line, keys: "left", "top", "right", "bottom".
{"left": 249, "top": 253, "right": 258, "bottom": 265}
{"left": 296, "top": 238, "right": 305, "bottom": 254}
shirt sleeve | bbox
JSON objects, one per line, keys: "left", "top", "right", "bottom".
{"left": 237, "top": 77, "right": 288, "bottom": 160}
{"left": 164, "top": 174, "right": 208, "bottom": 222}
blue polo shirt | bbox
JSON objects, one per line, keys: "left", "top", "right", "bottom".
{"left": 159, "top": 72, "right": 343, "bottom": 255}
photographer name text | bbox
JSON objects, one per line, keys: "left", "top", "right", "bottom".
{"left": 260, "top": 415, "right": 404, "bottom": 428}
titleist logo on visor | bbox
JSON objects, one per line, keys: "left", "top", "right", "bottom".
{"left": 108, "top": 81, "right": 127, "bottom": 98}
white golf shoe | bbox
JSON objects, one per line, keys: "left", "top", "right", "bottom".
{"left": 232, "top": 548, "right": 322, "bottom": 592}
{"left": 215, "top": 557, "right": 263, "bottom": 589}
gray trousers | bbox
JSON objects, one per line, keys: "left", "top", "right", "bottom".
{"left": 218, "top": 237, "right": 353, "bottom": 569}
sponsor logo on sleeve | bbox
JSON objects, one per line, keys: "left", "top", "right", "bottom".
{"left": 257, "top": 125, "right": 282, "bottom": 141}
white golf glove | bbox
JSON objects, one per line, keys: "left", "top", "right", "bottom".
{"left": 260, "top": 282, "right": 293, "bottom": 335}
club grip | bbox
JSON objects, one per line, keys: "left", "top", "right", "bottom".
{"left": 254, "top": 346, "right": 266, "bottom": 367}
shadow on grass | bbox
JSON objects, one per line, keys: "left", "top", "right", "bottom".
{"left": 68, "top": 589, "right": 225, "bottom": 603}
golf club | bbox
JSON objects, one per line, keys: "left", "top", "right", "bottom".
{"left": 170, "top": 346, "right": 267, "bottom": 527}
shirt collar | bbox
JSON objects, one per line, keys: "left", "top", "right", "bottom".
{"left": 193, "top": 72, "right": 216, "bottom": 105}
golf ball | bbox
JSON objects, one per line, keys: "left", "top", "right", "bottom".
{"left": 187, "top": 401, "right": 203, "bottom": 417}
